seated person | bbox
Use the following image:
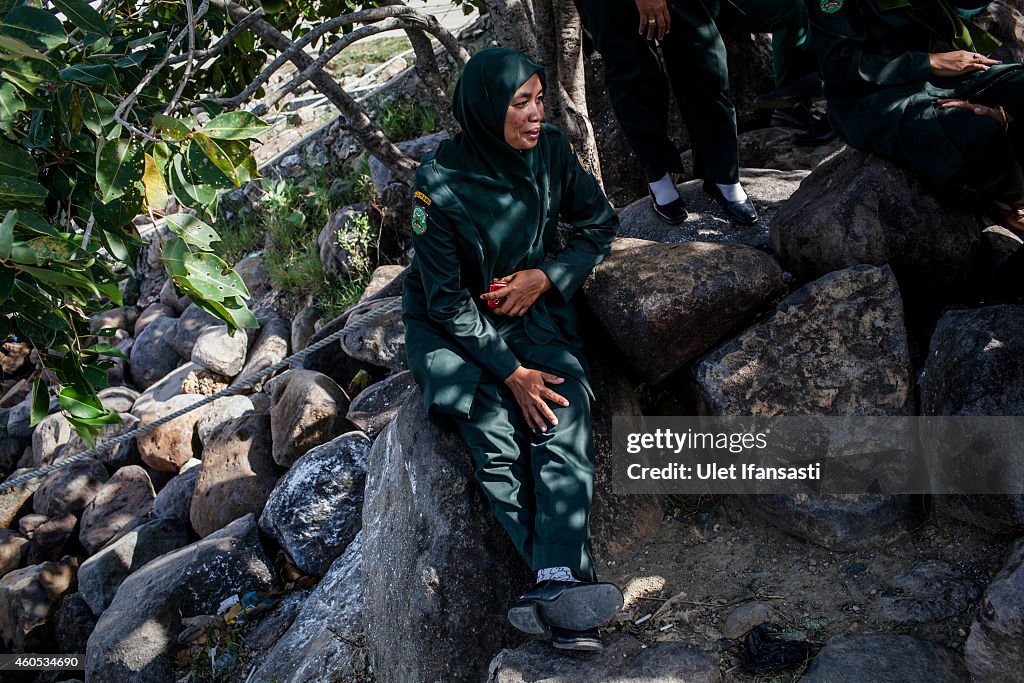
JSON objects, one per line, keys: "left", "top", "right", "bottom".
{"left": 806, "top": 0, "right": 1024, "bottom": 231}
{"left": 575, "top": 0, "right": 822, "bottom": 226}
{"left": 402, "top": 48, "right": 624, "bottom": 652}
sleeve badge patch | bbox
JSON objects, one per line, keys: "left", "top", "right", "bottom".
{"left": 820, "top": 0, "right": 843, "bottom": 13}
{"left": 570, "top": 141, "right": 593, "bottom": 175}
{"left": 413, "top": 190, "right": 432, "bottom": 206}
{"left": 412, "top": 206, "right": 428, "bottom": 235}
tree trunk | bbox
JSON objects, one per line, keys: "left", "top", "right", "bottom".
{"left": 481, "top": 0, "right": 539, "bottom": 55}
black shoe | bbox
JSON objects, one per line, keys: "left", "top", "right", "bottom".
{"left": 551, "top": 626, "right": 604, "bottom": 652}
{"left": 649, "top": 189, "right": 688, "bottom": 225}
{"left": 703, "top": 181, "right": 758, "bottom": 226}
{"left": 754, "top": 72, "right": 824, "bottom": 110}
{"left": 508, "top": 580, "right": 624, "bottom": 632}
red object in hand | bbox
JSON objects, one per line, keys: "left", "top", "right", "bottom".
{"left": 487, "top": 280, "right": 507, "bottom": 309}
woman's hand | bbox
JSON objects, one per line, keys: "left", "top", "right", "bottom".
{"left": 480, "top": 269, "right": 552, "bottom": 317}
{"left": 929, "top": 50, "right": 1001, "bottom": 77}
{"left": 504, "top": 366, "right": 568, "bottom": 432}
{"left": 635, "top": 0, "right": 670, "bottom": 41}
{"left": 937, "top": 98, "right": 1013, "bottom": 128}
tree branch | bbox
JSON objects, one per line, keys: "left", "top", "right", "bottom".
{"left": 167, "top": 7, "right": 264, "bottom": 66}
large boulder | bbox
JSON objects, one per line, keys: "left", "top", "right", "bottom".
{"left": 78, "top": 518, "right": 190, "bottom": 616}
{"left": 63, "top": 416, "right": 141, "bottom": 470}
{"left": 131, "top": 362, "right": 228, "bottom": 417}
{"left": 133, "top": 302, "right": 175, "bottom": 338}
{"left": 360, "top": 264, "right": 407, "bottom": 302}
{"left": 584, "top": 237, "right": 784, "bottom": 384}
{"left": 340, "top": 296, "right": 407, "bottom": 371}
{"left": 920, "top": 305, "right": 1024, "bottom": 531}
{"left": 260, "top": 431, "right": 370, "bottom": 576}
{"left": 268, "top": 369, "right": 352, "bottom": 468}
{"left": 129, "top": 316, "right": 179, "bottom": 389}
{"left": 346, "top": 370, "right": 416, "bottom": 439}
{"left": 0, "top": 468, "right": 42, "bottom": 528}
{"left": 195, "top": 395, "right": 254, "bottom": 446}
{"left": 190, "top": 412, "right": 279, "bottom": 538}
{"left": 0, "top": 556, "right": 77, "bottom": 651}
{"left": 488, "top": 634, "right": 721, "bottom": 683}
{"left": 801, "top": 634, "right": 967, "bottom": 682}
{"left": 966, "top": 536, "right": 1024, "bottom": 681}
{"left": 169, "top": 303, "right": 220, "bottom": 360}
{"left": 191, "top": 325, "right": 247, "bottom": 377}
{"left": 694, "top": 265, "right": 917, "bottom": 550}
{"left": 136, "top": 393, "right": 205, "bottom": 473}
{"left": 681, "top": 127, "right": 845, "bottom": 176}
{"left": 235, "top": 315, "right": 290, "bottom": 392}
{"left": 978, "top": 0, "right": 1024, "bottom": 63}
{"left": 152, "top": 460, "right": 201, "bottom": 525}
{"left": 78, "top": 466, "right": 156, "bottom": 555}
{"left": 318, "top": 203, "right": 377, "bottom": 280}
{"left": 84, "top": 515, "right": 274, "bottom": 683}
{"left": 771, "top": 149, "right": 980, "bottom": 297}
{"left": 25, "top": 513, "right": 77, "bottom": 564}
{"left": 89, "top": 307, "right": 138, "bottom": 334}
{"left": 30, "top": 412, "right": 73, "bottom": 467}
{"left": 248, "top": 534, "right": 369, "bottom": 682}
{"left": 616, "top": 170, "right": 806, "bottom": 249}
{"left": 55, "top": 592, "right": 97, "bottom": 656}
{"left": 0, "top": 529, "right": 28, "bottom": 576}
{"left": 362, "top": 390, "right": 530, "bottom": 683}
{"left": 32, "top": 457, "right": 108, "bottom": 517}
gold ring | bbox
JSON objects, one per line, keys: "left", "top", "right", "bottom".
{"left": 648, "top": 18, "right": 656, "bottom": 24}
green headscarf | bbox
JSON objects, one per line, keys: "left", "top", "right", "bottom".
{"left": 432, "top": 48, "right": 551, "bottom": 270}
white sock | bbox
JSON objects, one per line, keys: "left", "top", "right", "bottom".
{"left": 648, "top": 173, "right": 679, "bottom": 205}
{"left": 537, "top": 566, "right": 579, "bottom": 583}
{"left": 715, "top": 182, "right": 748, "bottom": 202}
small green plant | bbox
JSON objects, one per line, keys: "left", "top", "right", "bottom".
{"left": 378, "top": 95, "right": 438, "bottom": 142}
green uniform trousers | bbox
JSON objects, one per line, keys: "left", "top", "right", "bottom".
{"left": 576, "top": 0, "right": 816, "bottom": 183}
{"left": 447, "top": 376, "right": 597, "bottom": 582}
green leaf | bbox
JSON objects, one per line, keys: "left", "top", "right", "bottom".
{"left": 0, "top": 80, "right": 24, "bottom": 133}
{"left": 183, "top": 250, "right": 249, "bottom": 301}
{"left": 178, "top": 285, "right": 258, "bottom": 332}
{"left": 53, "top": 0, "right": 110, "bottom": 37}
{"left": 0, "top": 34, "right": 49, "bottom": 61}
{"left": 81, "top": 90, "right": 114, "bottom": 136}
{"left": 30, "top": 377, "right": 48, "bottom": 426}
{"left": 60, "top": 63, "right": 118, "bottom": 89}
{"left": 82, "top": 342, "right": 127, "bottom": 359}
{"left": 167, "top": 154, "right": 216, "bottom": 217}
{"left": 1, "top": 6, "right": 66, "bottom": 50}
{"left": 198, "top": 111, "right": 270, "bottom": 140}
{"left": 16, "top": 211, "right": 57, "bottom": 237}
{"left": 82, "top": 364, "right": 109, "bottom": 391}
{"left": 161, "top": 235, "right": 188, "bottom": 279}
{"left": 0, "top": 174, "right": 46, "bottom": 205}
{"left": 2, "top": 57, "right": 61, "bottom": 92}
{"left": 0, "top": 264, "right": 12, "bottom": 302}
{"left": 142, "top": 153, "right": 167, "bottom": 211}
{"left": 152, "top": 113, "right": 190, "bottom": 140}
{"left": 96, "top": 138, "right": 144, "bottom": 203}
{"left": 185, "top": 135, "right": 236, "bottom": 189}
{"left": 57, "top": 385, "right": 105, "bottom": 419}
{"left": 192, "top": 132, "right": 239, "bottom": 187}
{"left": 166, "top": 213, "right": 220, "bottom": 250}
{"left": 0, "top": 138, "right": 32, "bottom": 176}
{"left": 26, "top": 235, "right": 88, "bottom": 264}
{"left": 0, "top": 208, "right": 14, "bottom": 259}
{"left": 8, "top": 242, "right": 35, "bottom": 264}
{"left": 17, "top": 264, "right": 101, "bottom": 297}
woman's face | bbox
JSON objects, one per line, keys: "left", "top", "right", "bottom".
{"left": 503, "top": 74, "right": 544, "bottom": 151}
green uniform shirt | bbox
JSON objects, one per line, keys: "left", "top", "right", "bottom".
{"left": 402, "top": 126, "right": 618, "bottom": 418}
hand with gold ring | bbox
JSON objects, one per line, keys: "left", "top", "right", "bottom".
{"left": 636, "top": 0, "right": 671, "bottom": 41}
{"left": 928, "top": 50, "right": 1001, "bottom": 77}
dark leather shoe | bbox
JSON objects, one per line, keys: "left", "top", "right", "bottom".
{"left": 649, "top": 189, "right": 688, "bottom": 225}
{"left": 508, "top": 581, "right": 624, "bottom": 632}
{"left": 703, "top": 181, "right": 758, "bottom": 226}
{"left": 551, "top": 626, "right": 604, "bottom": 652}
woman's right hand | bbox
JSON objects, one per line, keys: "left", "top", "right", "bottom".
{"left": 929, "top": 50, "right": 1001, "bottom": 77}
{"left": 504, "top": 366, "right": 568, "bottom": 433}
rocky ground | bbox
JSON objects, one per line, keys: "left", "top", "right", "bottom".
{"left": 3, "top": 3, "right": 1024, "bottom": 683}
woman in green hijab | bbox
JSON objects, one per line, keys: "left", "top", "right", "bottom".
{"left": 402, "top": 48, "right": 624, "bottom": 651}
{"left": 806, "top": 0, "right": 1024, "bottom": 230}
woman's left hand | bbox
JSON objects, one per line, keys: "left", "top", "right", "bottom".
{"left": 937, "top": 98, "right": 1014, "bottom": 127}
{"left": 481, "top": 269, "right": 552, "bottom": 317}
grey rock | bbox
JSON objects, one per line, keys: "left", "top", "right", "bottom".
{"left": 17, "top": 513, "right": 47, "bottom": 537}
{"left": 921, "top": 305, "right": 1024, "bottom": 532}
{"left": 241, "top": 586, "right": 311, "bottom": 653}
{"left": 26, "top": 513, "right": 76, "bottom": 564}
{"left": 268, "top": 369, "right": 352, "bottom": 468}
{"left": 84, "top": 515, "right": 274, "bottom": 683}
{"left": 318, "top": 203, "right": 377, "bottom": 280}
{"left": 584, "top": 238, "right": 784, "bottom": 384}
{"left": 170, "top": 303, "right": 220, "bottom": 360}
{"left": 133, "top": 302, "right": 176, "bottom": 338}
{"left": 771, "top": 149, "right": 979, "bottom": 297}
{"left": 291, "top": 305, "right": 322, "bottom": 354}
{"left": 0, "top": 468, "right": 42, "bottom": 528}
{"left": 488, "top": 634, "right": 721, "bottom": 683}
{"left": 79, "top": 466, "right": 156, "bottom": 555}
{"left": 260, "top": 431, "right": 369, "bottom": 576}
{"left": 346, "top": 371, "right": 415, "bottom": 439}
{"left": 78, "top": 518, "right": 190, "bottom": 616}
{"left": 722, "top": 601, "right": 774, "bottom": 639}
{"left": 63, "top": 415, "right": 141, "bottom": 470}
{"left": 159, "top": 277, "right": 189, "bottom": 313}
{"left": 617, "top": 170, "right": 807, "bottom": 249}
{"left": 249, "top": 535, "right": 369, "bottom": 683}
{"left": 131, "top": 362, "right": 228, "bottom": 417}
{"left": 190, "top": 412, "right": 278, "bottom": 538}
{"left": 965, "top": 536, "right": 1024, "bottom": 681}
{"left": 682, "top": 127, "right": 845, "bottom": 175}
{"left": 362, "top": 392, "right": 529, "bottom": 683}
{"left": 191, "top": 325, "right": 248, "bottom": 377}
{"left": 136, "top": 394, "right": 205, "bottom": 473}
{"left": 0, "top": 341, "right": 30, "bottom": 375}
{"left": 0, "top": 556, "right": 77, "bottom": 651}
{"left": 89, "top": 307, "right": 138, "bottom": 334}
{"left": 235, "top": 316, "right": 289, "bottom": 392}
{"left": 129, "top": 317, "right": 180, "bottom": 390}
{"left": 196, "top": 395, "right": 254, "bottom": 446}
{"left": 359, "top": 264, "right": 407, "bottom": 302}
{"left": 340, "top": 296, "right": 406, "bottom": 371}
{"left": 98, "top": 386, "right": 138, "bottom": 413}
{"left": 33, "top": 457, "right": 109, "bottom": 517}
{"left": 152, "top": 460, "right": 201, "bottom": 525}
{"left": 6, "top": 393, "right": 39, "bottom": 439}
{"left": 234, "top": 254, "right": 269, "bottom": 292}
{"left": 30, "top": 412, "right": 73, "bottom": 466}
{"left": 0, "top": 529, "right": 28, "bottom": 577}
{"left": 369, "top": 133, "right": 448, "bottom": 241}
{"left": 55, "top": 592, "right": 97, "bottom": 656}
{"left": 880, "top": 560, "right": 981, "bottom": 626}
{"left": 0, "top": 436, "right": 23, "bottom": 475}
{"left": 800, "top": 634, "right": 967, "bottom": 682}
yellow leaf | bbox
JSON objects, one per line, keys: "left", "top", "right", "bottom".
{"left": 142, "top": 153, "right": 168, "bottom": 211}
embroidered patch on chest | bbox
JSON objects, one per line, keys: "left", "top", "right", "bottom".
{"left": 412, "top": 206, "right": 428, "bottom": 235}
{"left": 820, "top": 0, "right": 843, "bottom": 13}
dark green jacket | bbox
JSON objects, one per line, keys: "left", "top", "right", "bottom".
{"left": 402, "top": 126, "right": 618, "bottom": 418}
